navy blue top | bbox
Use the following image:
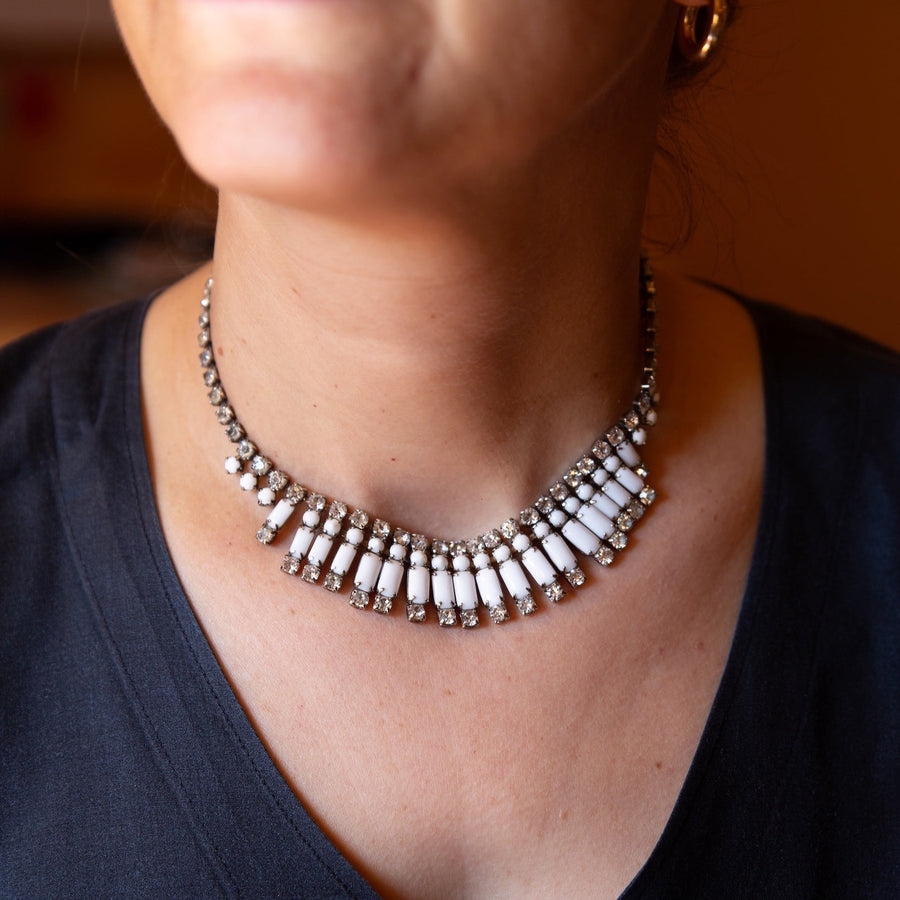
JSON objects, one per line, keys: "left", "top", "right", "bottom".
{"left": 0, "top": 298, "right": 898, "bottom": 898}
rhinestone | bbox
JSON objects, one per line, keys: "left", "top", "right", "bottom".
{"left": 449, "top": 541, "right": 469, "bottom": 558}
{"left": 324, "top": 571, "right": 343, "bottom": 592}
{"left": 592, "top": 439, "right": 612, "bottom": 459}
{"left": 284, "top": 482, "right": 306, "bottom": 504}
{"left": 203, "top": 365, "right": 218, "bottom": 386}
{"left": 565, "top": 567, "right": 586, "bottom": 587}
{"left": 520, "top": 507, "right": 540, "bottom": 527}
{"left": 616, "top": 512, "right": 634, "bottom": 532}
{"left": 482, "top": 530, "right": 503, "bottom": 550}
{"left": 535, "top": 496, "right": 555, "bottom": 515}
{"left": 411, "top": 534, "right": 429, "bottom": 552}
{"left": 268, "top": 470, "right": 289, "bottom": 492}
{"left": 438, "top": 608, "right": 457, "bottom": 627}
{"left": 281, "top": 555, "right": 301, "bottom": 576}
{"left": 500, "top": 519, "right": 519, "bottom": 540}
{"left": 639, "top": 486, "right": 656, "bottom": 506}
{"left": 199, "top": 348, "right": 213, "bottom": 367}
{"left": 433, "top": 539, "right": 450, "bottom": 556}
{"left": 393, "top": 529, "right": 411, "bottom": 546}
{"left": 301, "top": 563, "right": 321, "bottom": 583}
{"left": 516, "top": 594, "right": 537, "bottom": 616}
{"left": 549, "top": 483, "right": 568, "bottom": 502}
{"left": 198, "top": 328, "right": 211, "bottom": 347}
{"left": 460, "top": 608, "right": 479, "bottom": 629}
{"left": 257, "top": 487, "right": 276, "bottom": 506}
{"left": 565, "top": 468, "right": 583, "bottom": 489}
{"left": 329, "top": 500, "right": 349, "bottom": 520}
{"left": 624, "top": 409, "right": 641, "bottom": 430}
{"left": 237, "top": 439, "right": 256, "bottom": 460}
{"left": 348, "top": 589, "right": 370, "bottom": 609}
{"left": 577, "top": 456, "right": 597, "bottom": 475}
{"left": 216, "top": 404, "right": 235, "bottom": 425}
{"left": 635, "top": 466, "right": 649, "bottom": 479}
{"left": 250, "top": 455, "right": 272, "bottom": 476}
{"left": 594, "top": 545, "right": 616, "bottom": 566}
{"left": 256, "top": 524, "right": 276, "bottom": 545}
{"left": 349, "top": 509, "right": 370, "bottom": 529}
{"left": 226, "top": 422, "right": 246, "bottom": 443}
{"left": 609, "top": 531, "right": 628, "bottom": 550}
{"left": 208, "top": 385, "right": 226, "bottom": 405}
{"left": 373, "top": 594, "right": 392, "bottom": 614}
{"left": 407, "top": 603, "right": 427, "bottom": 623}
{"left": 607, "top": 426, "right": 626, "bottom": 446}
{"left": 488, "top": 603, "right": 510, "bottom": 625}
{"left": 307, "top": 493, "right": 326, "bottom": 511}
{"left": 372, "top": 519, "right": 391, "bottom": 539}
{"left": 544, "top": 581, "right": 566, "bottom": 602}
{"left": 627, "top": 499, "right": 645, "bottom": 520}
{"left": 198, "top": 309, "right": 210, "bottom": 328}
{"left": 639, "top": 392, "right": 653, "bottom": 414}
{"left": 466, "top": 538, "right": 485, "bottom": 556}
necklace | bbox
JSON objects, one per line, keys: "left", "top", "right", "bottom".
{"left": 198, "top": 261, "right": 659, "bottom": 629}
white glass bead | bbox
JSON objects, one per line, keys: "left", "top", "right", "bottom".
{"left": 475, "top": 566, "right": 504, "bottom": 608}
{"left": 492, "top": 544, "right": 512, "bottom": 564}
{"left": 564, "top": 496, "right": 581, "bottom": 515}
{"left": 615, "top": 466, "right": 645, "bottom": 495}
{"left": 593, "top": 492, "right": 620, "bottom": 519}
{"left": 376, "top": 558, "right": 404, "bottom": 599}
{"left": 239, "top": 472, "right": 257, "bottom": 491}
{"left": 266, "top": 499, "right": 295, "bottom": 530}
{"left": 367, "top": 537, "right": 385, "bottom": 554}
{"left": 407, "top": 565, "right": 431, "bottom": 604}
{"left": 330, "top": 541, "right": 357, "bottom": 576}
{"left": 521, "top": 546, "right": 556, "bottom": 586}
{"left": 561, "top": 518, "right": 601, "bottom": 555}
{"left": 632, "top": 427, "right": 647, "bottom": 446}
{"left": 354, "top": 552, "right": 382, "bottom": 592}
{"left": 346, "top": 527, "right": 364, "bottom": 546}
{"left": 602, "top": 480, "right": 631, "bottom": 508}
{"left": 498, "top": 557, "right": 530, "bottom": 599}
{"left": 548, "top": 510, "right": 567, "bottom": 529}
{"left": 473, "top": 552, "right": 491, "bottom": 570}
{"left": 512, "top": 533, "right": 531, "bottom": 553}
{"left": 645, "top": 408, "right": 658, "bottom": 426}
{"left": 225, "top": 456, "right": 241, "bottom": 474}
{"left": 257, "top": 487, "right": 276, "bottom": 506}
{"left": 388, "top": 544, "right": 407, "bottom": 562}
{"left": 432, "top": 554, "right": 449, "bottom": 572}
{"left": 541, "top": 532, "right": 578, "bottom": 572}
{"left": 301, "top": 509, "right": 321, "bottom": 528}
{"left": 602, "top": 455, "right": 622, "bottom": 473}
{"left": 578, "top": 503, "right": 615, "bottom": 539}
{"left": 592, "top": 469, "right": 610, "bottom": 486}
{"left": 410, "top": 549, "right": 428, "bottom": 567}
{"left": 532, "top": 521, "right": 551, "bottom": 540}
{"left": 307, "top": 533, "right": 333, "bottom": 567}
{"left": 452, "top": 570, "right": 478, "bottom": 610}
{"left": 617, "top": 440, "right": 641, "bottom": 468}
{"left": 432, "top": 568, "right": 454, "bottom": 609}
{"left": 289, "top": 526, "right": 315, "bottom": 559}
{"left": 323, "top": 517, "right": 341, "bottom": 537}
{"left": 452, "top": 554, "right": 471, "bottom": 572}
{"left": 576, "top": 484, "right": 594, "bottom": 502}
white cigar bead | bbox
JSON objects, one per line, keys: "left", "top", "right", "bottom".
{"left": 576, "top": 484, "right": 594, "bottom": 502}
{"left": 225, "top": 456, "right": 241, "bottom": 475}
{"left": 473, "top": 552, "right": 491, "bottom": 569}
{"left": 323, "top": 517, "right": 341, "bottom": 537}
{"left": 548, "top": 510, "right": 567, "bottom": 529}
{"left": 541, "top": 532, "right": 578, "bottom": 572}
{"left": 407, "top": 565, "right": 430, "bottom": 604}
{"left": 432, "top": 568, "right": 455, "bottom": 609}
{"left": 512, "top": 533, "right": 531, "bottom": 553}
{"left": 492, "top": 544, "right": 512, "bottom": 564}
{"left": 561, "top": 518, "right": 602, "bottom": 555}
{"left": 452, "top": 570, "right": 478, "bottom": 609}
{"left": 602, "top": 455, "right": 622, "bottom": 473}
{"left": 301, "top": 509, "right": 320, "bottom": 528}
{"left": 266, "top": 499, "right": 295, "bottom": 530}
{"left": 475, "top": 566, "right": 504, "bottom": 607}
{"left": 532, "top": 521, "right": 551, "bottom": 540}
{"left": 289, "top": 527, "right": 315, "bottom": 559}
{"left": 578, "top": 503, "right": 615, "bottom": 539}
{"left": 366, "top": 537, "right": 385, "bottom": 554}
{"left": 564, "top": 496, "right": 582, "bottom": 514}
{"left": 499, "top": 558, "right": 531, "bottom": 599}
{"left": 615, "top": 466, "right": 645, "bottom": 495}
{"left": 354, "top": 552, "right": 382, "bottom": 592}
{"left": 307, "top": 533, "right": 333, "bottom": 567}
{"left": 521, "top": 546, "right": 556, "bottom": 586}
{"left": 593, "top": 492, "right": 620, "bottom": 519}
{"left": 617, "top": 441, "right": 641, "bottom": 468}
{"left": 239, "top": 473, "right": 257, "bottom": 491}
{"left": 451, "top": 554, "right": 471, "bottom": 572}
{"left": 346, "top": 527, "right": 364, "bottom": 546}
{"left": 592, "top": 469, "right": 610, "bottom": 486}
{"left": 602, "top": 480, "right": 631, "bottom": 508}
{"left": 410, "top": 549, "right": 428, "bottom": 567}
{"left": 388, "top": 544, "right": 407, "bottom": 562}
{"left": 376, "top": 558, "right": 404, "bottom": 598}
{"left": 330, "top": 541, "right": 357, "bottom": 576}
{"left": 632, "top": 427, "right": 648, "bottom": 446}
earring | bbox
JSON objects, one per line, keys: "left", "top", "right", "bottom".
{"left": 676, "top": 0, "right": 729, "bottom": 64}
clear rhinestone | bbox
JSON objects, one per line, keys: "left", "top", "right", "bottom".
{"left": 635, "top": 466, "right": 649, "bottom": 479}
{"left": 329, "top": 500, "right": 348, "bottom": 520}
{"left": 460, "top": 608, "right": 479, "bottom": 629}
{"left": 301, "top": 563, "right": 321, "bottom": 583}
{"left": 226, "top": 422, "right": 246, "bottom": 443}
{"left": 198, "top": 309, "right": 210, "bottom": 328}
{"left": 609, "top": 531, "right": 628, "bottom": 550}
{"left": 348, "top": 589, "right": 370, "bottom": 609}
{"left": 208, "top": 385, "right": 226, "bottom": 406}
{"left": 438, "top": 608, "right": 457, "bottom": 627}
{"left": 627, "top": 499, "right": 645, "bottom": 520}
{"left": 203, "top": 365, "right": 218, "bottom": 386}
{"left": 407, "top": 602, "right": 426, "bottom": 623}
{"left": 535, "top": 496, "right": 555, "bottom": 515}
{"left": 639, "top": 486, "right": 656, "bottom": 506}
{"left": 566, "top": 567, "right": 586, "bottom": 587}
{"left": 564, "top": 468, "right": 582, "bottom": 488}
{"left": 500, "top": 519, "right": 519, "bottom": 540}
{"left": 250, "top": 455, "right": 272, "bottom": 476}
{"left": 216, "top": 404, "right": 235, "bottom": 425}
{"left": 624, "top": 409, "right": 641, "bottom": 430}
{"left": 256, "top": 524, "right": 276, "bottom": 544}
{"left": 307, "top": 493, "right": 326, "bottom": 511}
{"left": 373, "top": 594, "right": 392, "bottom": 614}
{"left": 268, "top": 470, "right": 289, "bottom": 492}
{"left": 411, "top": 534, "right": 429, "bottom": 552}
{"left": 199, "top": 348, "right": 213, "bottom": 367}
{"left": 372, "top": 519, "right": 391, "bottom": 539}
{"left": 284, "top": 482, "right": 306, "bottom": 505}
{"left": 488, "top": 603, "right": 510, "bottom": 625}
{"left": 349, "top": 509, "right": 370, "bottom": 529}
{"left": 324, "top": 571, "right": 343, "bottom": 592}
{"left": 237, "top": 439, "right": 256, "bottom": 460}
{"left": 592, "top": 439, "right": 612, "bottom": 459}
{"left": 467, "top": 538, "right": 485, "bottom": 556}
{"left": 393, "top": 529, "right": 411, "bottom": 546}
{"left": 616, "top": 512, "right": 634, "bottom": 532}
{"left": 544, "top": 581, "right": 566, "bottom": 603}
{"left": 281, "top": 554, "right": 301, "bottom": 576}
{"left": 607, "top": 426, "right": 625, "bottom": 446}
{"left": 639, "top": 391, "right": 653, "bottom": 414}
{"left": 516, "top": 593, "right": 537, "bottom": 616}
{"left": 593, "top": 545, "right": 616, "bottom": 566}
{"left": 449, "top": 541, "right": 467, "bottom": 558}
{"left": 520, "top": 507, "right": 540, "bottom": 527}
{"left": 482, "top": 530, "right": 503, "bottom": 550}
{"left": 198, "top": 328, "right": 211, "bottom": 347}
{"left": 432, "top": 539, "right": 450, "bottom": 556}
{"left": 577, "top": 456, "right": 597, "bottom": 475}
{"left": 549, "top": 483, "right": 568, "bottom": 502}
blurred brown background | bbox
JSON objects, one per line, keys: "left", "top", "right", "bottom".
{"left": 2, "top": 0, "right": 899, "bottom": 348}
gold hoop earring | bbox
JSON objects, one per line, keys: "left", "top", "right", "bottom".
{"left": 676, "top": 0, "right": 729, "bottom": 64}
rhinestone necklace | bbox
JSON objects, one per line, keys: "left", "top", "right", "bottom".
{"left": 198, "top": 261, "right": 659, "bottom": 629}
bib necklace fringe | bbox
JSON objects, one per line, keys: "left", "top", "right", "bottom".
{"left": 198, "top": 260, "right": 659, "bottom": 629}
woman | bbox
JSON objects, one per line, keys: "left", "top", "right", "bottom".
{"left": 1, "top": 0, "right": 897, "bottom": 896}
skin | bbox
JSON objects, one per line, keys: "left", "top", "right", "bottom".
{"left": 120, "top": 1, "right": 763, "bottom": 896}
